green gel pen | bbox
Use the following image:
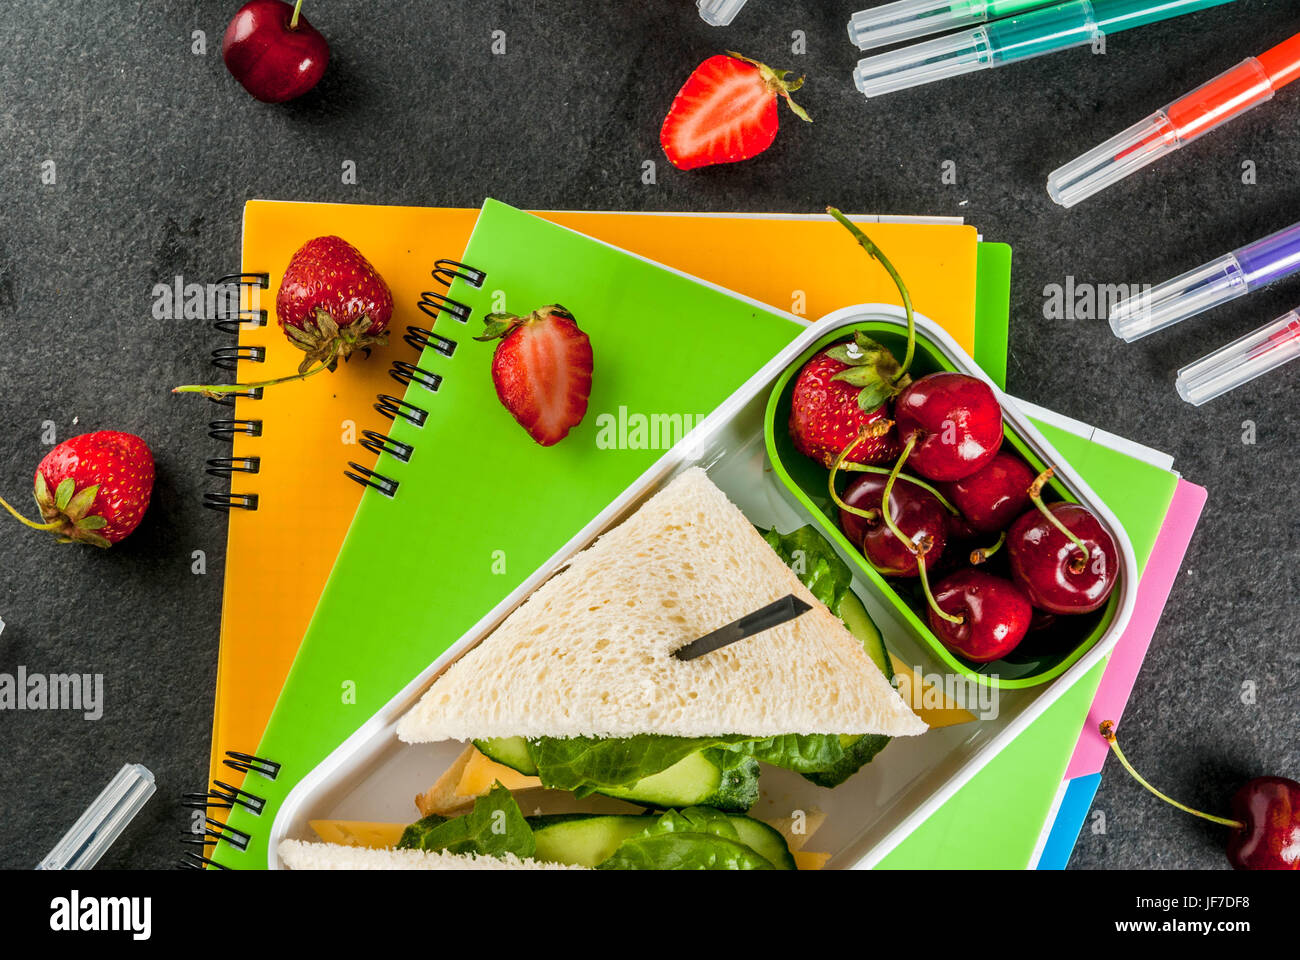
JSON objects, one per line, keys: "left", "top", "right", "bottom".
{"left": 849, "top": 0, "right": 1060, "bottom": 52}
{"left": 853, "top": 0, "right": 1239, "bottom": 98}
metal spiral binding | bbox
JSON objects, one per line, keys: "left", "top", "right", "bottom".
{"left": 403, "top": 325, "right": 458, "bottom": 357}
{"left": 430, "top": 258, "right": 486, "bottom": 288}
{"left": 360, "top": 430, "right": 413, "bottom": 462}
{"left": 208, "top": 419, "right": 262, "bottom": 441}
{"left": 222, "top": 750, "right": 282, "bottom": 779}
{"left": 374, "top": 394, "right": 429, "bottom": 427}
{"left": 211, "top": 345, "right": 266, "bottom": 371}
{"left": 206, "top": 456, "right": 261, "bottom": 478}
{"left": 203, "top": 492, "right": 259, "bottom": 511}
{"left": 182, "top": 816, "right": 251, "bottom": 852}
{"left": 390, "top": 360, "right": 442, "bottom": 393}
{"left": 209, "top": 272, "right": 269, "bottom": 335}
{"left": 344, "top": 462, "right": 399, "bottom": 497}
{"left": 203, "top": 272, "right": 268, "bottom": 509}
{"left": 181, "top": 780, "right": 266, "bottom": 815}
{"left": 417, "top": 290, "right": 472, "bottom": 324}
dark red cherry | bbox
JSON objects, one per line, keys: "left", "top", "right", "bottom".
{"left": 894, "top": 372, "right": 1003, "bottom": 482}
{"left": 223, "top": 0, "right": 330, "bottom": 104}
{"left": 927, "top": 569, "right": 1032, "bottom": 662}
{"left": 1007, "top": 502, "right": 1118, "bottom": 614}
{"left": 1226, "top": 777, "right": 1300, "bottom": 870}
{"left": 838, "top": 473, "right": 947, "bottom": 578}
{"left": 1102, "top": 723, "right": 1300, "bottom": 871}
{"left": 941, "top": 451, "right": 1036, "bottom": 534}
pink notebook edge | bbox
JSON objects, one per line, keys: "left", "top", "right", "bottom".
{"left": 1064, "top": 479, "right": 1209, "bottom": 780}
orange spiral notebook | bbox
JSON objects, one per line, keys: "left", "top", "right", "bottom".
{"left": 204, "top": 201, "right": 979, "bottom": 793}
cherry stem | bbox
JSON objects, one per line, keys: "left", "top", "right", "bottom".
{"left": 173, "top": 352, "right": 336, "bottom": 398}
{"left": 827, "top": 423, "right": 893, "bottom": 521}
{"left": 917, "top": 548, "right": 962, "bottom": 625}
{"left": 970, "top": 532, "right": 1006, "bottom": 565}
{"left": 826, "top": 206, "right": 916, "bottom": 383}
{"left": 1099, "top": 722, "right": 1244, "bottom": 830}
{"left": 290, "top": 0, "right": 304, "bottom": 30}
{"left": 880, "top": 434, "right": 917, "bottom": 549}
{"left": 1028, "top": 467, "right": 1090, "bottom": 572}
{"left": 0, "top": 495, "right": 62, "bottom": 532}
{"left": 838, "top": 462, "right": 959, "bottom": 515}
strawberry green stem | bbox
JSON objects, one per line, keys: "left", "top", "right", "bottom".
{"left": 290, "top": 0, "right": 304, "bottom": 30}
{"left": 839, "top": 463, "right": 959, "bottom": 514}
{"left": 827, "top": 424, "right": 893, "bottom": 521}
{"left": 1099, "top": 722, "right": 1244, "bottom": 829}
{"left": 173, "top": 353, "right": 336, "bottom": 398}
{"left": 826, "top": 206, "right": 916, "bottom": 383}
{"left": 969, "top": 531, "right": 1005, "bottom": 565}
{"left": 1028, "top": 467, "right": 1090, "bottom": 572}
{"left": 0, "top": 495, "right": 62, "bottom": 532}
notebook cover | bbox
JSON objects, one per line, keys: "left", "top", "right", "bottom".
{"left": 214, "top": 200, "right": 985, "bottom": 867}
{"left": 211, "top": 202, "right": 980, "bottom": 792}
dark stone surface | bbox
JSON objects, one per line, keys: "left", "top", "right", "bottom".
{"left": 0, "top": 0, "right": 1294, "bottom": 870}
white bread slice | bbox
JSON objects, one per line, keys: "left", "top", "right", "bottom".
{"left": 278, "top": 839, "right": 586, "bottom": 870}
{"left": 398, "top": 467, "right": 925, "bottom": 742}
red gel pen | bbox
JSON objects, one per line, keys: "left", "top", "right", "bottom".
{"left": 1048, "top": 31, "right": 1300, "bottom": 207}
{"left": 1176, "top": 308, "right": 1300, "bottom": 405}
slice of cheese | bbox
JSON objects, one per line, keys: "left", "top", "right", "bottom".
{"left": 889, "top": 653, "right": 977, "bottom": 728}
{"left": 455, "top": 747, "right": 542, "bottom": 797}
{"left": 309, "top": 820, "right": 406, "bottom": 850}
{"left": 415, "top": 743, "right": 478, "bottom": 817}
{"left": 766, "top": 809, "right": 827, "bottom": 853}
{"left": 793, "top": 850, "right": 832, "bottom": 871}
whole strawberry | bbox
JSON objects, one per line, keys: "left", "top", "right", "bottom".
{"left": 175, "top": 235, "right": 393, "bottom": 398}
{"left": 660, "top": 52, "right": 812, "bottom": 171}
{"left": 788, "top": 341, "right": 905, "bottom": 469}
{"left": 475, "top": 305, "right": 593, "bottom": 446}
{"left": 0, "top": 431, "right": 154, "bottom": 548}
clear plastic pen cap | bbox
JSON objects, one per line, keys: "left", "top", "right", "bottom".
{"left": 1176, "top": 308, "right": 1300, "bottom": 405}
{"left": 1048, "top": 110, "right": 1179, "bottom": 208}
{"left": 1108, "top": 253, "right": 1246, "bottom": 342}
{"left": 697, "top": 0, "right": 749, "bottom": 26}
{"left": 855, "top": 26, "right": 994, "bottom": 97}
{"left": 849, "top": 0, "right": 984, "bottom": 52}
{"left": 37, "top": 763, "right": 156, "bottom": 870}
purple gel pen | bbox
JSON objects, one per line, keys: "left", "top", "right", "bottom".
{"left": 1109, "top": 219, "right": 1300, "bottom": 341}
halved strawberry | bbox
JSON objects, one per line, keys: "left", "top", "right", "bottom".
{"left": 660, "top": 52, "right": 811, "bottom": 171}
{"left": 475, "top": 305, "right": 593, "bottom": 447}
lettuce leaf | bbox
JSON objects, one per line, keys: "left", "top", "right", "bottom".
{"left": 529, "top": 733, "right": 755, "bottom": 794}
{"left": 761, "top": 525, "right": 853, "bottom": 612}
{"left": 732, "top": 734, "right": 847, "bottom": 774}
{"left": 396, "top": 782, "right": 535, "bottom": 859}
{"left": 596, "top": 807, "right": 773, "bottom": 871}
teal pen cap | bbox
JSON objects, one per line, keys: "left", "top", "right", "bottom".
{"left": 854, "top": 0, "right": 1239, "bottom": 98}
{"left": 848, "top": 0, "right": 1056, "bottom": 53}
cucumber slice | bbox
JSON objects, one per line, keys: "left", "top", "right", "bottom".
{"left": 598, "top": 749, "right": 759, "bottom": 812}
{"left": 473, "top": 736, "right": 537, "bottom": 775}
{"left": 528, "top": 813, "right": 794, "bottom": 869}
{"left": 476, "top": 737, "right": 758, "bottom": 811}
{"left": 836, "top": 590, "right": 892, "bottom": 681}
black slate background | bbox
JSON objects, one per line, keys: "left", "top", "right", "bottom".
{"left": 0, "top": 0, "right": 1296, "bottom": 871}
